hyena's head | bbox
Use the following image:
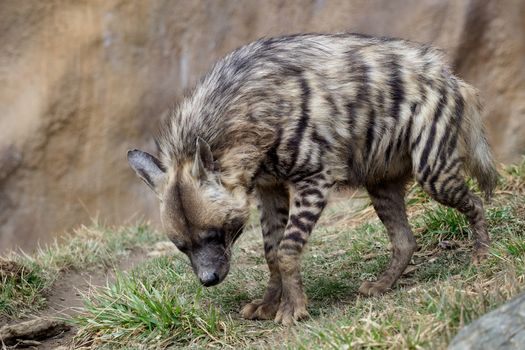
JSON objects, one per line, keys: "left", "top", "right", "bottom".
{"left": 127, "top": 138, "right": 250, "bottom": 286}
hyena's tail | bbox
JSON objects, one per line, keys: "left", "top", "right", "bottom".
{"left": 459, "top": 82, "right": 498, "bottom": 201}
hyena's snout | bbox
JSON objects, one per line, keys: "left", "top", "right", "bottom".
{"left": 199, "top": 270, "right": 220, "bottom": 287}
{"left": 190, "top": 245, "right": 230, "bottom": 287}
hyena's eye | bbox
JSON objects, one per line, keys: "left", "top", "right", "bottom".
{"left": 203, "top": 229, "right": 225, "bottom": 244}
{"left": 177, "top": 244, "right": 190, "bottom": 254}
{"left": 171, "top": 239, "right": 190, "bottom": 254}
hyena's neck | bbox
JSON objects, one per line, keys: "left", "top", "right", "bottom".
{"left": 215, "top": 128, "right": 276, "bottom": 192}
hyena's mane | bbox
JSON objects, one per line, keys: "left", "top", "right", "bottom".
{"left": 155, "top": 34, "right": 337, "bottom": 174}
{"left": 156, "top": 39, "right": 272, "bottom": 169}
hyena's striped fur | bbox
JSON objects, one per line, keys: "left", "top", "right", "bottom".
{"left": 128, "top": 34, "right": 498, "bottom": 325}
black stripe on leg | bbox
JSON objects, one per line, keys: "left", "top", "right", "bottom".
{"left": 443, "top": 157, "right": 462, "bottom": 174}
{"left": 297, "top": 211, "right": 321, "bottom": 222}
{"left": 436, "top": 79, "right": 463, "bottom": 168}
{"left": 385, "top": 140, "right": 394, "bottom": 164}
{"left": 301, "top": 188, "right": 324, "bottom": 199}
{"left": 428, "top": 113, "right": 461, "bottom": 190}
{"left": 289, "top": 215, "right": 310, "bottom": 232}
{"left": 446, "top": 81, "right": 466, "bottom": 156}
{"left": 279, "top": 242, "right": 302, "bottom": 253}
{"left": 283, "top": 231, "right": 306, "bottom": 245}
{"left": 438, "top": 171, "right": 461, "bottom": 198}
{"left": 313, "top": 200, "right": 327, "bottom": 209}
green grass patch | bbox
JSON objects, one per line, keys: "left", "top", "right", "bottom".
{"left": 0, "top": 262, "right": 48, "bottom": 317}
{"left": 74, "top": 256, "right": 243, "bottom": 348}
{"left": 417, "top": 206, "right": 469, "bottom": 240}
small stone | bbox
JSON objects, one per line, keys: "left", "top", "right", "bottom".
{"left": 438, "top": 240, "right": 459, "bottom": 250}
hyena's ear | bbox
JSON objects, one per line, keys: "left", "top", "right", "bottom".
{"left": 127, "top": 149, "right": 167, "bottom": 194}
{"left": 192, "top": 137, "right": 217, "bottom": 180}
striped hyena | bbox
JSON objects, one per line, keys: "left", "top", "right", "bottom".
{"left": 128, "top": 34, "right": 498, "bottom": 325}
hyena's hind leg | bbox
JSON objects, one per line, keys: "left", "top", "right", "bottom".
{"left": 416, "top": 159, "right": 490, "bottom": 264}
{"left": 241, "top": 183, "right": 289, "bottom": 320}
{"left": 359, "top": 178, "right": 417, "bottom": 296}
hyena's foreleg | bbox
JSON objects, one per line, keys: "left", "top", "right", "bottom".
{"left": 359, "top": 178, "right": 417, "bottom": 296}
{"left": 275, "top": 171, "right": 332, "bottom": 325}
{"left": 241, "top": 183, "right": 289, "bottom": 320}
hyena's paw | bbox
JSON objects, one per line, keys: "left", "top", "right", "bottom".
{"left": 274, "top": 297, "right": 309, "bottom": 326}
{"left": 241, "top": 299, "right": 280, "bottom": 320}
{"left": 472, "top": 244, "right": 490, "bottom": 266}
{"left": 358, "top": 280, "right": 391, "bottom": 297}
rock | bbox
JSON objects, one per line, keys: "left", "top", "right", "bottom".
{"left": 0, "top": 0, "right": 524, "bottom": 252}
{"left": 448, "top": 292, "right": 525, "bottom": 350}
{"left": 0, "top": 317, "right": 70, "bottom": 346}
{"left": 438, "top": 240, "right": 459, "bottom": 250}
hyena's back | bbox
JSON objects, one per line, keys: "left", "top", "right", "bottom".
{"left": 160, "top": 33, "right": 497, "bottom": 196}
{"left": 201, "top": 34, "right": 497, "bottom": 195}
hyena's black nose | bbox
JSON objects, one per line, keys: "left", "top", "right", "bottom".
{"left": 199, "top": 271, "right": 220, "bottom": 287}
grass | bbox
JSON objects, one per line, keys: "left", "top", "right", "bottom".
{"left": 74, "top": 256, "right": 242, "bottom": 348}
{"left": 0, "top": 223, "right": 162, "bottom": 319}
{"left": 73, "top": 193, "right": 525, "bottom": 347}
{"left": 2, "top": 159, "right": 525, "bottom": 348}
{"left": 0, "top": 261, "right": 48, "bottom": 318}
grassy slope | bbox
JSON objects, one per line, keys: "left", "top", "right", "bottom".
{"left": 0, "top": 224, "right": 162, "bottom": 319}
{"left": 1, "top": 160, "right": 524, "bottom": 349}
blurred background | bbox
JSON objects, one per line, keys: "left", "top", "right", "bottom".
{"left": 0, "top": 0, "right": 524, "bottom": 253}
